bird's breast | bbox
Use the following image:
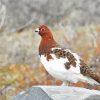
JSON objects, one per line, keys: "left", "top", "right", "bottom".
{"left": 40, "top": 54, "right": 67, "bottom": 72}
{"left": 40, "top": 53, "right": 81, "bottom": 80}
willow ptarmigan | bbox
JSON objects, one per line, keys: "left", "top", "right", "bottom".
{"left": 35, "top": 25, "right": 100, "bottom": 86}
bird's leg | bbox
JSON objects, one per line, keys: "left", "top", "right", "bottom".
{"left": 61, "top": 81, "right": 70, "bottom": 86}
{"left": 61, "top": 82, "right": 66, "bottom": 86}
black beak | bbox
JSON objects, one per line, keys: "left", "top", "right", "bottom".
{"left": 34, "top": 28, "right": 39, "bottom": 32}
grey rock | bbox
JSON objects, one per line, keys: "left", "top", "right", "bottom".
{"left": 84, "top": 95, "right": 100, "bottom": 100}
{"left": 11, "top": 86, "right": 100, "bottom": 100}
{"left": 12, "top": 87, "right": 52, "bottom": 100}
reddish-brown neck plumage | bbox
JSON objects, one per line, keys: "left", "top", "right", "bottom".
{"left": 37, "top": 25, "right": 58, "bottom": 55}
{"left": 39, "top": 35, "right": 57, "bottom": 56}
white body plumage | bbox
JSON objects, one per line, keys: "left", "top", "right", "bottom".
{"left": 40, "top": 48, "right": 99, "bottom": 85}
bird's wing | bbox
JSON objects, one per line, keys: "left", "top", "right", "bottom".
{"left": 51, "top": 47, "right": 80, "bottom": 70}
{"left": 51, "top": 47, "right": 100, "bottom": 84}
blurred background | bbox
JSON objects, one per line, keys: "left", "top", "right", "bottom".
{"left": 0, "top": 0, "right": 100, "bottom": 99}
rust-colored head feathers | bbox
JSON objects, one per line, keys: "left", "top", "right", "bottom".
{"left": 35, "top": 25, "right": 58, "bottom": 55}
{"left": 35, "top": 25, "right": 53, "bottom": 39}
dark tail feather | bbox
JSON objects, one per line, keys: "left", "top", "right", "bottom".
{"left": 88, "top": 70, "right": 100, "bottom": 84}
{"left": 80, "top": 60, "right": 100, "bottom": 84}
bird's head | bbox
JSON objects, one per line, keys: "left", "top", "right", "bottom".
{"left": 34, "top": 25, "right": 53, "bottom": 39}
{"left": 34, "top": 25, "right": 57, "bottom": 54}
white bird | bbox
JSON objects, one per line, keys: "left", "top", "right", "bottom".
{"left": 35, "top": 25, "right": 100, "bottom": 86}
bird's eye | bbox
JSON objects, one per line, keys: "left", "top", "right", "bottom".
{"left": 41, "top": 28, "right": 45, "bottom": 32}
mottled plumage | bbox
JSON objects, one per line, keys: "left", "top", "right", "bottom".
{"left": 35, "top": 25, "right": 100, "bottom": 85}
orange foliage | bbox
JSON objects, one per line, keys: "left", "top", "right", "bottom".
{"left": 96, "top": 39, "right": 100, "bottom": 54}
